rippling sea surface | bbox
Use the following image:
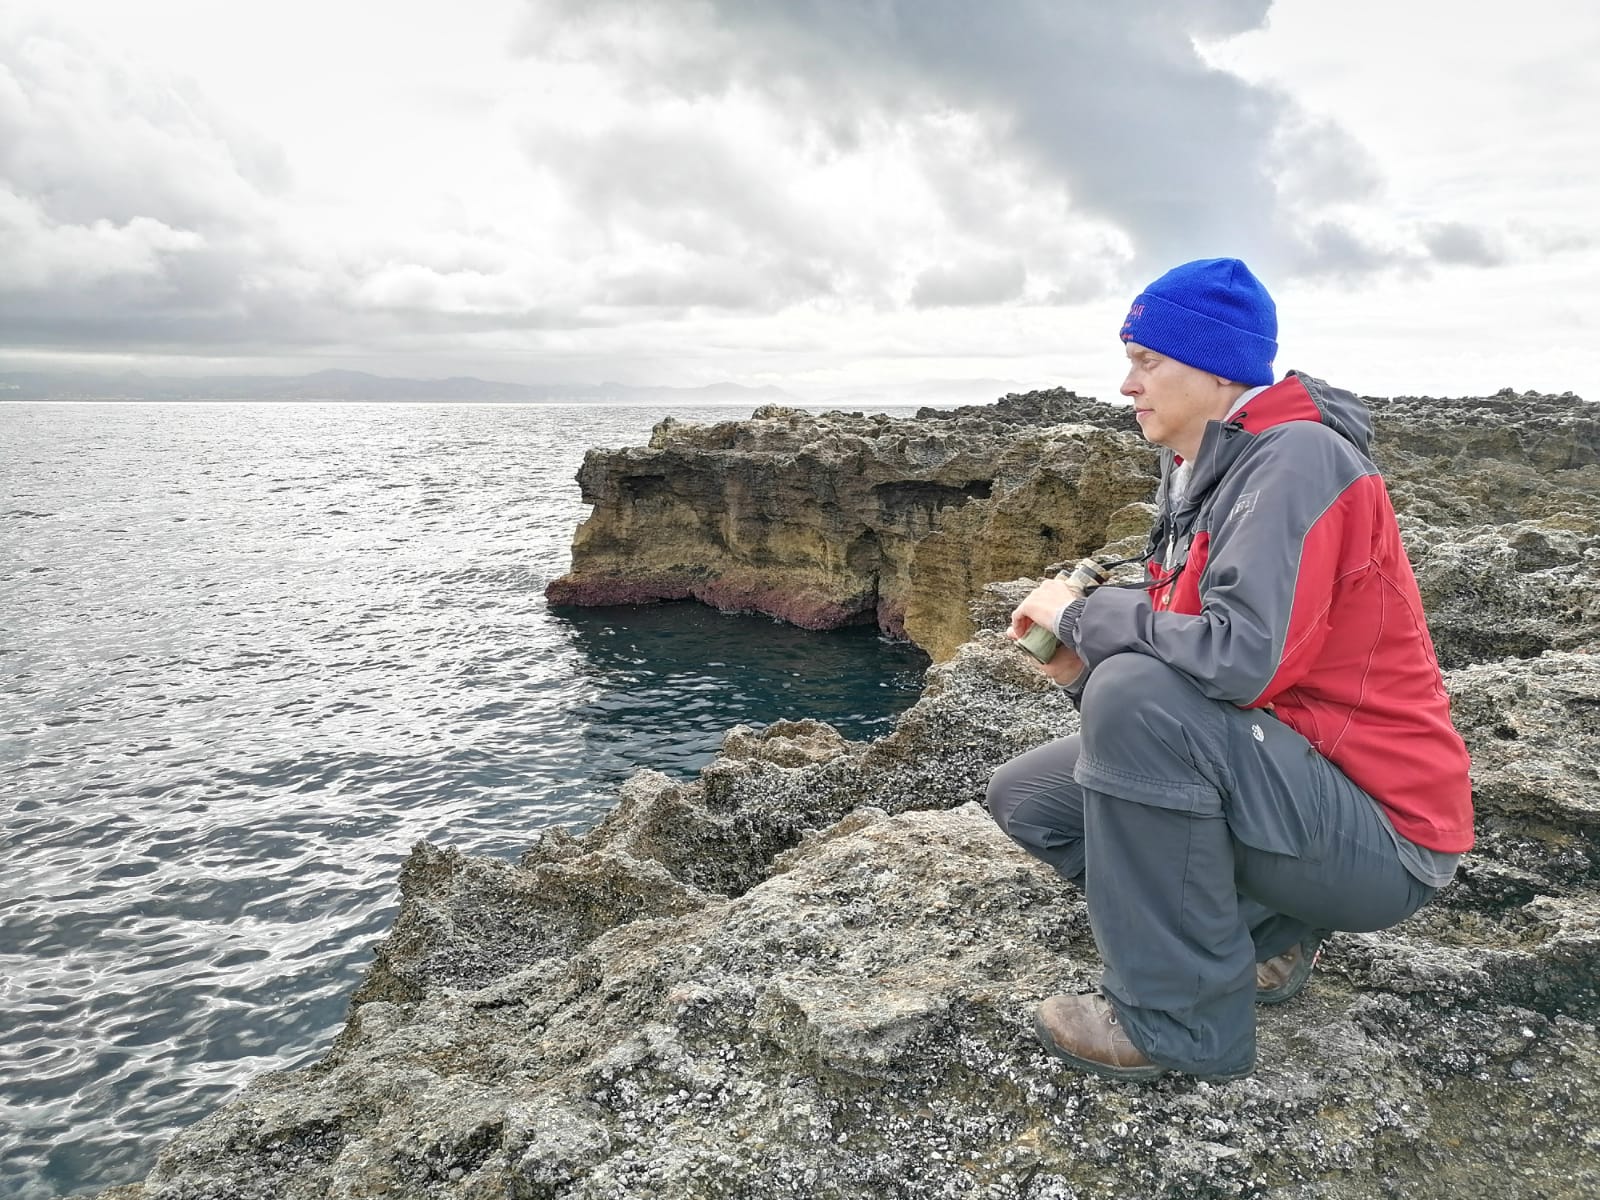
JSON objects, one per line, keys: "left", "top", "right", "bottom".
{"left": 0, "top": 401, "right": 932, "bottom": 1199}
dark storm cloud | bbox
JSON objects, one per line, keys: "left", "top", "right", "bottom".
{"left": 517, "top": 0, "right": 1276, "bottom": 272}
{"left": 514, "top": 0, "right": 1506, "bottom": 286}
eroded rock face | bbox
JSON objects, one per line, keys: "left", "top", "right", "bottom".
{"left": 545, "top": 397, "right": 1157, "bottom": 645}
{"left": 102, "top": 388, "right": 1600, "bottom": 1200}
{"left": 1366, "top": 390, "right": 1600, "bottom": 668}
{"left": 901, "top": 430, "right": 1160, "bottom": 660}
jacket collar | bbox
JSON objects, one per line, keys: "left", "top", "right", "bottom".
{"left": 1153, "top": 371, "right": 1375, "bottom": 532}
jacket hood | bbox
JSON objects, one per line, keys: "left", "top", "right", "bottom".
{"left": 1235, "top": 371, "right": 1373, "bottom": 456}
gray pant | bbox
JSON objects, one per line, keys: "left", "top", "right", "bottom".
{"left": 986, "top": 653, "right": 1436, "bottom": 1075}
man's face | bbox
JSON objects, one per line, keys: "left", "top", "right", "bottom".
{"left": 1119, "top": 342, "right": 1236, "bottom": 460}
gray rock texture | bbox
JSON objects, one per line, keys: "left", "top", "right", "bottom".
{"left": 1363, "top": 391, "right": 1600, "bottom": 669}
{"left": 96, "top": 388, "right": 1600, "bottom": 1199}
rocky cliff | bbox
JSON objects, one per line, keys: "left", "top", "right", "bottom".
{"left": 97, "top": 388, "right": 1600, "bottom": 1200}
{"left": 544, "top": 394, "right": 1160, "bottom": 657}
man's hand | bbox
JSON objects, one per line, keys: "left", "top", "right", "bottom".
{"left": 1007, "top": 575, "right": 1087, "bottom": 685}
{"left": 1037, "top": 642, "right": 1086, "bottom": 686}
{"left": 1007, "top": 576, "right": 1084, "bottom": 640}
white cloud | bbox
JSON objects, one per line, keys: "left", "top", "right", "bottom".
{"left": 0, "top": 0, "right": 1594, "bottom": 400}
{"left": 0, "top": 191, "right": 201, "bottom": 289}
{"left": 1198, "top": 0, "right": 1600, "bottom": 398}
{"left": 911, "top": 256, "right": 1027, "bottom": 308}
{"left": 0, "top": 24, "right": 284, "bottom": 226}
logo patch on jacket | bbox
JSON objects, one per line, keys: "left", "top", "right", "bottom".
{"left": 1229, "top": 491, "right": 1260, "bottom": 522}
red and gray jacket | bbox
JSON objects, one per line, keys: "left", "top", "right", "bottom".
{"left": 1074, "top": 372, "right": 1474, "bottom": 853}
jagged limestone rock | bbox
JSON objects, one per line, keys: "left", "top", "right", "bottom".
{"left": 1405, "top": 521, "right": 1600, "bottom": 667}
{"left": 901, "top": 426, "right": 1159, "bottom": 660}
{"left": 546, "top": 396, "right": 1156, "bottom": 645}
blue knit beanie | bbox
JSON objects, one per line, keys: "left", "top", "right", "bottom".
{"left": 1119, "top": 258, "right": 1278, "bottom": 387}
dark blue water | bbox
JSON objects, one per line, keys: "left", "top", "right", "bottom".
{"left": 0, "top": 401, "right": 930, "bottom": 1200}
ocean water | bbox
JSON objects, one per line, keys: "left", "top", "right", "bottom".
{"left": 0, "top": 401, "right": 932, "bottom": 1200}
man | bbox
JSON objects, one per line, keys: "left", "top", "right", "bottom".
{"left": 986, "top": 257, "right": 1473, "bottom": 1080}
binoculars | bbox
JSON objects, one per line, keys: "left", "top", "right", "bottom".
{"left": 1017, "top": 557, "right": 1111, "bottom": 664}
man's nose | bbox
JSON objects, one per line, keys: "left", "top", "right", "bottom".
{"left": 1120, "top": 372, "right": 1139, "bottom": 397}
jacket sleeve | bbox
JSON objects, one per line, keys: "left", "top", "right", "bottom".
{"left": 1073, "top": 423, "right": 1378, "bottom": 706}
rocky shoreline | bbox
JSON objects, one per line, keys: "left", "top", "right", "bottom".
{"left": 95, "top": 387, "right": 1600, "bottom": 1199}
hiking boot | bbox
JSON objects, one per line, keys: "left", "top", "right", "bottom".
{"left": 1033, "top": 994, "right": 1253, "bottom": 1082}
{"left": 1255, "top": 938, "right": 1322, "bottom": 1005}
{"left": 1034, "top": 993, "right": 1162, "bottom": 1081}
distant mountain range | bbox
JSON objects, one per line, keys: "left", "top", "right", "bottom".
{"left": 0, "top": 368, "right": 802, "bottom": 405}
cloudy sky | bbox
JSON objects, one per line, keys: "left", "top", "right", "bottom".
{"left": 2, "top": 0, "right": 1596, "bottom": 404}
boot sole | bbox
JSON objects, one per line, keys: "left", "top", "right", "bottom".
{"left": 1255, "top": 944, "right": 1322, "bottom": 1006}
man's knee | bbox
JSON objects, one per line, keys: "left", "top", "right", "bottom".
{"left": 1081, "top": 651, "right": 1189, "bottom": 722}
{"left": 986, "top": 736, "right": 1083, "bottom": 841}
{"left": 1082, "top": 652, "right": 1188, "bottom": 711}
{"left": 985, "top": 745, "right": 1089, "bottom": 885}
{"left": 1079, "top": 653, "right": 1204, "bottom": 762}
{"left": 985, "top": 758, "right": 1024, "bottom": 836}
